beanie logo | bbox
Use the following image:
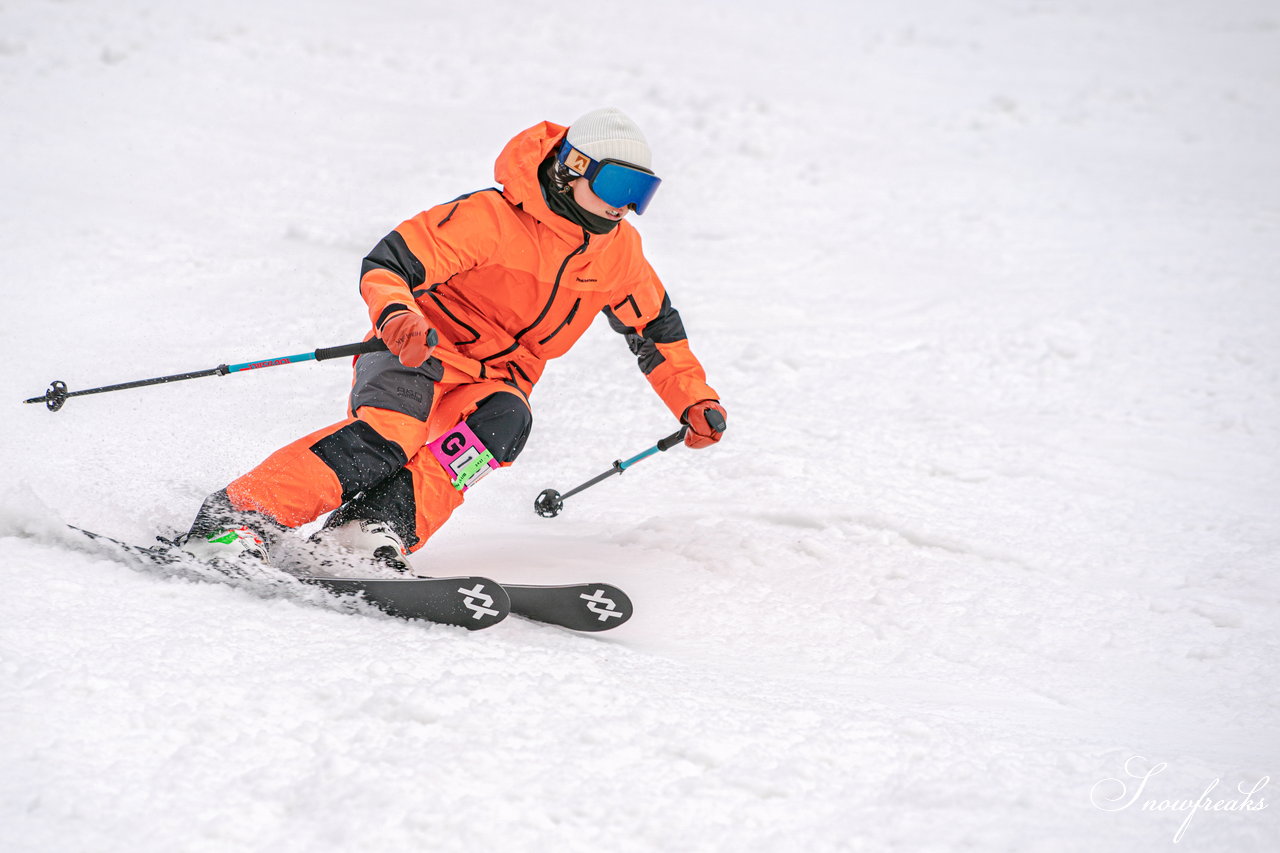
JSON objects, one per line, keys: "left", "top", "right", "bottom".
{"left": 565, "top": 148, "right": 592, "bottom": 175}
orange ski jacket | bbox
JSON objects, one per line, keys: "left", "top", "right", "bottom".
{"left": 358, "top": 121, "right": 718, "bottom": 420}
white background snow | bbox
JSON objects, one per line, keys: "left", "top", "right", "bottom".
{"left": 2, "top": 0, "right": 1277, "bottom": 850}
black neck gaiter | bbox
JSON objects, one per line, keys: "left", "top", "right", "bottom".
{"left": 538, "top": 154, "right": 619, "bottom": 236}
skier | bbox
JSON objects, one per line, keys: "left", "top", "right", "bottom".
{"left": 178, "top": 107, "right": 727, "bottom": 568}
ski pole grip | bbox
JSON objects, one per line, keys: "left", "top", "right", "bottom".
{"left": 314, "top": 339, "right": 386, "bottom": 361}
{"left": 656, "top": 408, "right": 725, "bottom": 451}
{"left": 657, "top": 426, "right": 688, "bottom": 452}
{"left": 313, "top": 330, "right": 438, "bottom": 362}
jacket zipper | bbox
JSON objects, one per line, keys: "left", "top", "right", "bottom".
{"left": 509, "top": 234, "right": 590, "bottom": 346}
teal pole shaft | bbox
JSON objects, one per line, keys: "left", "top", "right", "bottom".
{"left": 559, "top": 427, "right": 688, "bottom": 501}
{"left": 21, "top": 336, "right": 426, "bottom": 412}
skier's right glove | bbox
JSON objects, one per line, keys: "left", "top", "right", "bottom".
{"left": 379, "top": 310, "right": 436, "bottom": 368}
{"left": 682, "top": 400, "right": 727, "bottom": 449}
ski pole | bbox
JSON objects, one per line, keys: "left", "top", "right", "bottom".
{"left": 533, "top": 409, "right": 727, "bottom": 518}
{"left": 22, "top": 331, "right": 436, "bottom": 412}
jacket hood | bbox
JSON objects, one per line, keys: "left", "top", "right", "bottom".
{"left": 494, "top": 121, "right": 592, "bottom": 244}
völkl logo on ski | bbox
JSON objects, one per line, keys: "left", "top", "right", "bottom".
{"left": 580, "top": 589, "right": 624, "bottom": 622}
{"left": 459, "top": 583, "right": 500, "bottom": 620}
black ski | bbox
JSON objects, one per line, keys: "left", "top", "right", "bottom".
{"left": 503, "top": 582, "right": 633, "bottom": 632}
{"left": 67, "top": 526, "right": 508, "bottom": 630}
{"left": 72, "top": 525, "right": 182, "bottom": 567}
{"left": 299, "top": 575, "right": 509, "bottom": 630}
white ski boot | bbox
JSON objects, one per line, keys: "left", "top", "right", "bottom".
{"left": 177, "top": 525, "right": 271, "bottom": 565}
{"left": 311, "top": 519, "right": 411, "bottom": 574}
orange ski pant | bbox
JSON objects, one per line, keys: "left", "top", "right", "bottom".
{"left": 222, "top": 353, "right": 530, "bottom": 553}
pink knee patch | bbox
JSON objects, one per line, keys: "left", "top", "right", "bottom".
{"left": 427, "top": 422, "right": 500, "bottom": 492}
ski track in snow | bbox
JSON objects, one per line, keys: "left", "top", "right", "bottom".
{"left": 2, "top": 0, "right": 1278, "bottom": 851}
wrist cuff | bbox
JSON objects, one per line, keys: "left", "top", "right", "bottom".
{"left": 376, "top": 304, "right": 413, "bottom": 330}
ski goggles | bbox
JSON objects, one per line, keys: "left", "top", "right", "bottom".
{"left": 557, "top": 143, "right": 662, "bottom": 214}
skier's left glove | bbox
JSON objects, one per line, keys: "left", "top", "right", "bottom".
{"left": 682, "top": 400, "right": 727, "bottom": 449}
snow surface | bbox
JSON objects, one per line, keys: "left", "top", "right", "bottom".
{"left": 2, "top": 0, "right": 1278, "bottom": 850}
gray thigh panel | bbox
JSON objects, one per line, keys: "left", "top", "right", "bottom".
{"left": 348, "top": 351, "right": 443, "bottom": 421}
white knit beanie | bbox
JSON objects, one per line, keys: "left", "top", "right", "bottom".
{"left": 565, "top": 107, "right": 652, "bottom": 171}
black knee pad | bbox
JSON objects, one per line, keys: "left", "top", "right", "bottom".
{"left": 465, "top": 392, "right": 533, "bottom": 464}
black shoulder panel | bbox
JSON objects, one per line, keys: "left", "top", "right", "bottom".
{"left": 361, "top": 230, "right": 426, "bottom": 289}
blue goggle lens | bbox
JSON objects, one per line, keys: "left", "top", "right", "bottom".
{"left": 558, "top": 144, "right": 662, "bottom": 215}
{"left": 590, "top": 162, "right": 662, "bottom": 215}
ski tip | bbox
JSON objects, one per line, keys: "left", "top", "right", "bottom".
{"left": 504, "top": 582, "right": 633, "bottom": 632}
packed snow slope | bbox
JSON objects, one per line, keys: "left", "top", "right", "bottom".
{"left": 2, "top": 1, "right": 1278, "bottom": 850}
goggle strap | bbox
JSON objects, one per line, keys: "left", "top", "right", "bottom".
{"left": 559, "top": 143, "right": 600, "bottom": 179}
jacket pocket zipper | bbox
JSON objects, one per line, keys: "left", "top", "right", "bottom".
{"left": 538, "top": 297, "right": 582, "bottom": 345}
